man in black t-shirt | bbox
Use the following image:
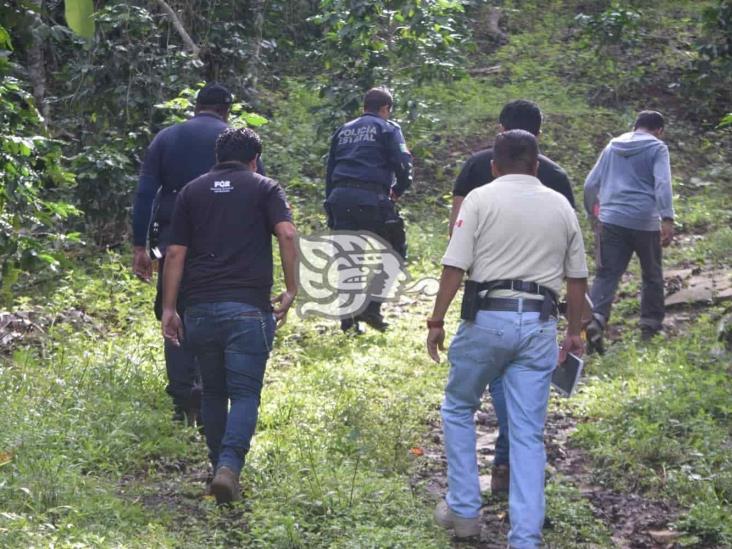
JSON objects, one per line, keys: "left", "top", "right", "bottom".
{"left": 161, "top": 128, "right": 298, "bottom": 504}
{"left": 449, "top": 100, "right": 575, "bottom": 233}
{"left": 448, "top": 100, "right": 575, "bottom": 495}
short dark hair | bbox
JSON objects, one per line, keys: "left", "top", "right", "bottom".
{"left": 196, "top": 82, "right": 233, "bottom": 107}
{"left": 363, "top": 87, "right": 393, "bottom": 113}
{"left": 499, "top": 100, "right": 543, "bottom": 136}
{"left": 634, "top": 110, "right": 665, "bottom": 131}
{"left": 215, "top": 128, "right": 262, "bottom": 164}
{"left": 493, "top": 130, "right": 539, "bottom": 175}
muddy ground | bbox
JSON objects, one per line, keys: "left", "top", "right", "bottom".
{"left": 410, "top": 399, "right": 681, "bottom": 548}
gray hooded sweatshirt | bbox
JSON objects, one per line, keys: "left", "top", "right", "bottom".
{"left": 583, "top": 131, "right": 674, "bottom": 231}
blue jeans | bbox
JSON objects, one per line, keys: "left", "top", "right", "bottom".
{"left": 490, "top": 377, "right": 509, "bottom": 466}
{"left": 184, "top": 302, "right": 276, "bottom": 475}
{"left": 443, "top": 308, "right": 558, "bottom": 549}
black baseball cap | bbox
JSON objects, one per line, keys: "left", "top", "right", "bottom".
{"left": 196, "top": 83, "right": 233, "bottom": 106}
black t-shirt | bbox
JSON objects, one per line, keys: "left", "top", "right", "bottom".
{"left": 169, "top": 162, "right": 292, "bottom": 311}
{"left": 453, "top": 148, "right": 576, "bottom": 208}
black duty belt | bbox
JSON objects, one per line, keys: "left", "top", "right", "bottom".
{"left": 477, "top": 279, "right": 553, "bottom": 296}
{"left": 479, "top": 297, "right": 554, "bottom": 315}
{"left": 334, "top": 180, "right": 387, "bottom": 193}
{"left": 461, "top": 279, "right": 558, "bottom": 321}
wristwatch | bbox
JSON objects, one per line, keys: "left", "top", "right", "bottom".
{"left": 427, "top": 319, "right": 444, "bottom": 329}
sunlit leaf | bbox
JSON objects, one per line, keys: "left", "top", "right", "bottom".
{"left": 65, "top": 0, "right": 95, "bottom": 39}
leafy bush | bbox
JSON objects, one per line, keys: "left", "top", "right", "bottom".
{"left": 683, "top": 0, "right": 732, "bottom": 125}
{"left": 0, "top": 26, "right": 80, "bottom": 302}
{"left": 308, "top": 0, "right": 469, "bottom": 121}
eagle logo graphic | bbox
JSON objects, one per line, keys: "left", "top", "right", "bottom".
{"left": 296, "top": 231, "right": 438, "bottom": 319}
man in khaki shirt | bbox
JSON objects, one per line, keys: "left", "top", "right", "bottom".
{"left": 427, "top": 130, "right": 588, "bottom": 547}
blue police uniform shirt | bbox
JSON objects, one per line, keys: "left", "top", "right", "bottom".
{"left": 325, "top": 112, "right": 413, "bottom": 198}
{"left": 132, "top": 112, "right": 265, "bottom": 246}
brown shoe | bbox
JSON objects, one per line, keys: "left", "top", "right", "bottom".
{"left": 210, "top": 466, "right": 242, "bottom": 504}
{"left": 491, "top": 464, "right": 509, "bottom": 494}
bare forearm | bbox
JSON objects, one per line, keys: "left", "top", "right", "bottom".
{"left": 279, "top": 239, "right": 298, "bottom": 295}
{"left": 431, "top": 266, "right": 465, "bottom": 320}
{"left": 565, "top": 277, "right": 587, "bottom": 336}
{"left": 275, "top": 222, "right": 299, "bottom": 295}
{"left": 162, "top": 245, "right": 187, "bottom": 311}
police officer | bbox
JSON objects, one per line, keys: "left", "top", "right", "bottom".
{"left": 325, "top": 87, "right": 413, "bottom": 333}
{"left": 131, "top": 83, "right": 264, "bottom": 424}
{"left": 427, "top": 130, "right": 588, "bottom": 546}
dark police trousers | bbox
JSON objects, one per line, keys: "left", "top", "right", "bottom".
{"left": 154, "top": 255, "right": 202, "bottom": 413}
{"left": 589, "top": 222, "right": 664, "bottom": 331}
{"left": 325, "top": 186, "right": 406, "bottom": 325}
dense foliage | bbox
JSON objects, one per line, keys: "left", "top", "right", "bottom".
{"left": 0, "top": 25, "right": 79, "bottom": 299}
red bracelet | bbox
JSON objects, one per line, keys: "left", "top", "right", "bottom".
{"left": 427, "top": 319, "right": 444, "bottom": 329}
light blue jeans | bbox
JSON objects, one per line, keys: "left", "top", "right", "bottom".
{"left": 442, "top": 308, "right": 558, "bottom": 549}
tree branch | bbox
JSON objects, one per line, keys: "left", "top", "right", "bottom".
{"left": 27, "top": 0, "right": 50, "bottom": 122}
{"left": 154, "top": 0, "right": 200, "bottom": 57}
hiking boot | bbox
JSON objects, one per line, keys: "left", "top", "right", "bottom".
{"left": 210, "top": 466, "right": 242, "bottom": 504}
{"left": 357, "top": 311, "right": 389, "bottom": 332}
{"left": 490, "top": 464, "right": 510, "bottom": 494}
{"left": 585, "top": 319, "right": 605, "bottom": 355}
{"left": 434, "top": 500, "right": 481, "bottom": 539}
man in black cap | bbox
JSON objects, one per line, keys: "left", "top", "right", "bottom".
{"left": 131, "top": 83, "right": 264, "bottom": 424}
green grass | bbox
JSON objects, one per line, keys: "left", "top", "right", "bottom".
{"left": 571, "top": 321, "right": 732, "bottom": 546}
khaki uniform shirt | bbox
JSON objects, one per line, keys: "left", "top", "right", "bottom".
{"left": 443, "top": 174, "right": 588, "bottom": 299}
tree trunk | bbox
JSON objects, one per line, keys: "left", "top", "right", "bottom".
{"left": 26, "top": 0, "right": 50, "bottom": 121}
{"left": 246, "top": 0, "right": 265, "bottom": 91}
{"left": 486, "top": 6, "right": 508, "bottom": 45}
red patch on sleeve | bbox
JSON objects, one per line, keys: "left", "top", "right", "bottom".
{"left": 456, "top": 219, "right": 464, "bottom": 228}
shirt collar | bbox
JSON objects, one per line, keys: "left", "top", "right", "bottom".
{"left": 493, "top": 173, "right": 543, "bottom": 186}
{"left": 194, "top": 111, "right": 225, "bottom": 121}
{"left": 211, "top": 161, "right": 251, "bottom": 172}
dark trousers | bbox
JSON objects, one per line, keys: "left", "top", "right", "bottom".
{"left": 184, "top": 302, "right": 275, "bottom": 473}
{"left": 589, "top": 223, "right": 664, "bottom": 331}
{"left": 155, "top": 256, "right": 202, "bottom": 411}
{"left": 326, "top": 190, "right": 406, "bottom": 327}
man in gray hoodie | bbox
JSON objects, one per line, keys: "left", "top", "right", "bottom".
{"left": 584, "top": 111, "right": 674, "bottom": 348}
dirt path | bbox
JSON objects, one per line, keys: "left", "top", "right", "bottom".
{"left": 410, "top": 399, "right": 680, "bottom": 548}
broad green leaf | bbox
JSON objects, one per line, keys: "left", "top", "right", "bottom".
{"left": 65, "top": 0, "right": 95, "bottom": 39}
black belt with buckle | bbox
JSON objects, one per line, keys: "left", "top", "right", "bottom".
{"left": 479, "top": 297, "right": 557, "bottom": 316}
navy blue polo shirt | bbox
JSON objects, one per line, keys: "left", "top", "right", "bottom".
{"left": 325, "top": 112, "right": 413, "bottom": 198}
{"left": 132, "top": 113, "right": 266, "bottom": 246}
{"left": 168, "top": 162, "right": 292, "bottom": 311}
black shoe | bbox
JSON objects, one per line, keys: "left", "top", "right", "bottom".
{"left": 357, "top": 311, "right": 389, "bottom": 332}
{"left": 586, "top": 319, "right": 605, "bottom": 355}
{"left": 341, "top": 318, "right": 365, "bottom": 335}
{"left": 641, "top": 327, "right": 662, "bottom": 341}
